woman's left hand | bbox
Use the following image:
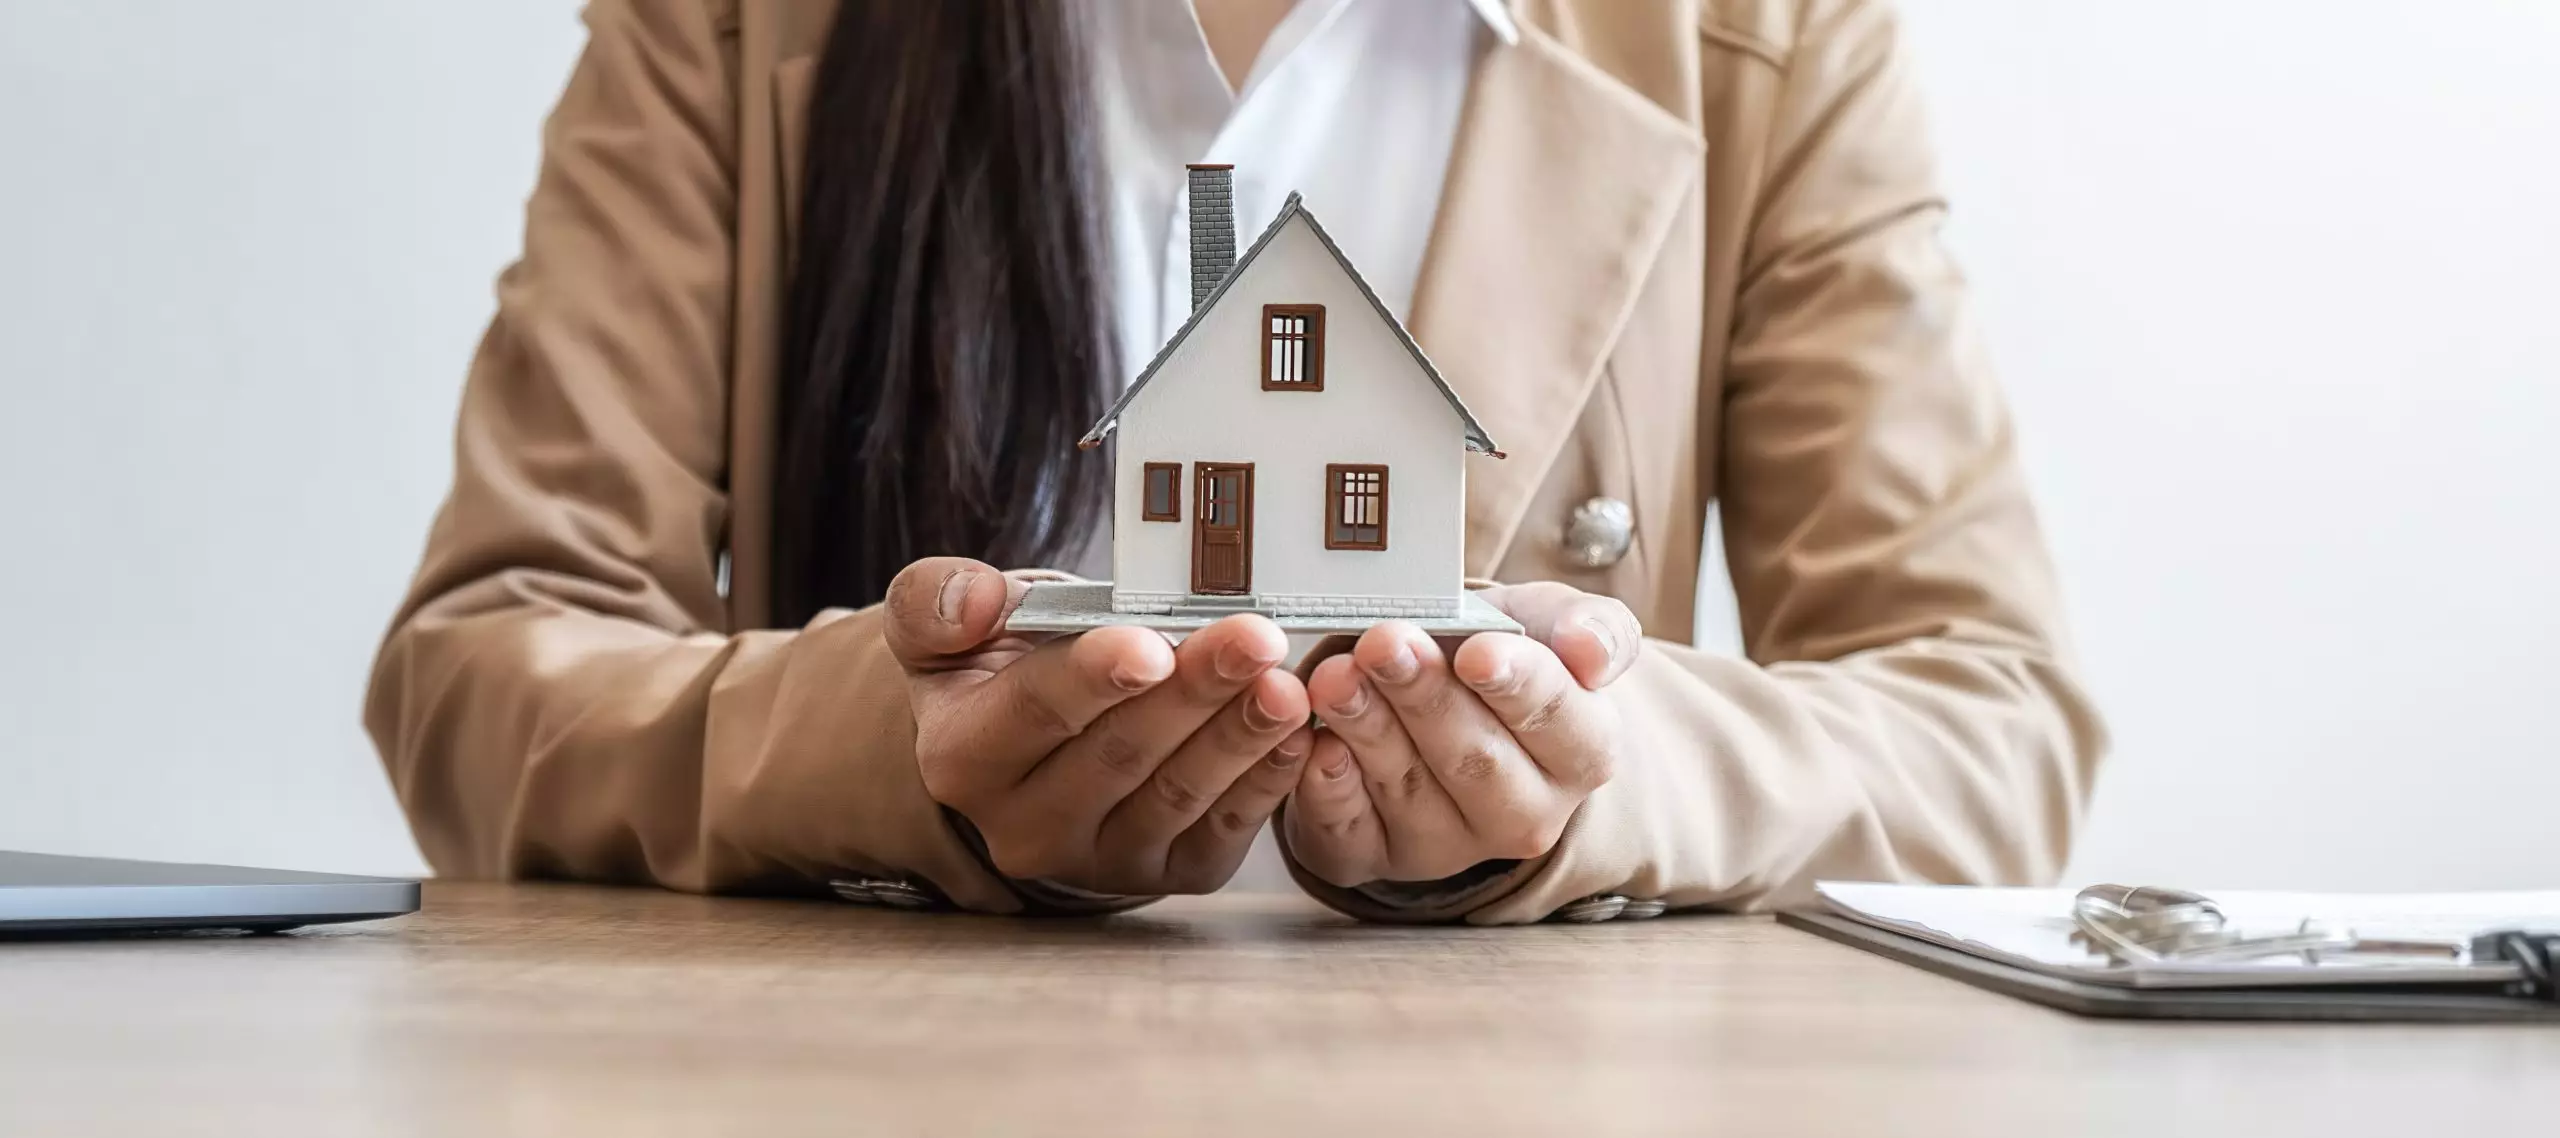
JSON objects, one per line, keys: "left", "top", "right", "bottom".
{"left": 1282, "top": 583, "right": 1643, "bottom": 887}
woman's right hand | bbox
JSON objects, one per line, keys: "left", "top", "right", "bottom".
{"left": 883, "top": 558, "right": 1313, "bottom": 897}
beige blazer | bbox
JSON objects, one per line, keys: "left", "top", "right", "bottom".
{"left": 367, "top": 0, "right": 2105, "bottom": 923}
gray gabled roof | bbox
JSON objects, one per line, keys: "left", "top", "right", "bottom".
{"left": 1076, "top": 192, "right": 1502, "bottom": 457}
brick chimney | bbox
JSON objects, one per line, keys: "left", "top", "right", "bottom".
{"left": 1186, "top": 164, "right": 1236, "bottom": 310}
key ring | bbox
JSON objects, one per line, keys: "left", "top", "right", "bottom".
{"left": 2070, "top": 884, "right": 2463, "bottom": 966}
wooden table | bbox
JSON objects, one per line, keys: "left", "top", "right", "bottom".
{"left": 2, "top": 883, "right": 2552, "bottom": 1137}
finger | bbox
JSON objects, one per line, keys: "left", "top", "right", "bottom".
{"left": 1307, "top": 647, "right": 1471, "bottom": 875}
{"left": 1451, "top": 632, "right": 1618, "bottom": 793}
{"left": 919, "top": 625, "right": 1173, "bottom": 806}
{"left": 1354, "top": 623, "right": 1566, "bottom": 858}
{"left": 1162, "top": 722, "right": 1317, "bottom": 894}
{"left": 1475, "top": 582, "right": 1643, "bottom": 690}
{"left": 882, "top": 558, "right": 1016, "bottom": 674}
{"left": 1291, "top": 634, "right": 1358, "bottom": 682}
{"left": 1282, "top": 731, "right": 1386, "bottom": 888}
{"left": 1016, "top": 614, "right": 1287, "bottom": 815}
{"left": 1096, "top": 667, "right": 1307, "bottom": 878}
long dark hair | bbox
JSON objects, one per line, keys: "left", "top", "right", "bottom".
{"left": 772, "top": 1, "right": 1115, "bottom": 625}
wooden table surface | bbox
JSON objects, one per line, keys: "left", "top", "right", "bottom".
{"left": 1, "top": 883, "right": 2553, "bottom": 1137}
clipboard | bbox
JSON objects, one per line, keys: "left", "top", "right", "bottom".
{"left": 1780, "top": 911, "right": 2560, "bottom": 1023}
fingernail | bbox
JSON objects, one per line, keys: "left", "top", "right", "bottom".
{"left": 1320, "top": 749, "right": 1354, "bottom": 780}
{"left": 1328, "top": 682, "right": 1371, "bottom": 720}
{"left": 1577, "top": 616, "right": 1620, "bottom": 665}
{"left": 1367, "top": 641, "right": 1419, "bottom": 685}
{"left": 1108, "top": 658, "right": 1161, "bottom": 692}
{"left": 1244, "top": 688, "right": 1288, "bottom": 731}
{"left": 1215, "top": 636, "right": 1278, "bottom": 682}
{"left": 1469, "top": 652, "right": 1517, "bottom": 695}
{"left": 936, "top": 570, "right": 980, "bottom": 624}
{"left": 1266, "top": 736, "right": 1308, "bottom": 768}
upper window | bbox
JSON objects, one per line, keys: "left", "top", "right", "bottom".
{"left": 1326, "top": 464, "right": 1388, "bottom": 551}
{"left": 1142, "top": 462, "right": 1182, "bottom": 521}
{"left": 1262, "top": 304, "right": 1325, "bottom": 391}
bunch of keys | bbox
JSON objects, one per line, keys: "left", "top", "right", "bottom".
{"left": 2067, "top": 884, "right": 2466, "bottom": 965}
{"left": 2067, "top": 884, "right": 2560, "bottom": 1001}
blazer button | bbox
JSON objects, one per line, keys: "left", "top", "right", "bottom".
{"left": 1565, "top": 497, "right": 1635, "bottom": 569}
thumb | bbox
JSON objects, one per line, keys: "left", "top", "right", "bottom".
{"left": 1472, "top": 581, "right": 1641, "bottom": 690}
{"left": 882, "top": 557, "right": 1013, "bottom": 672}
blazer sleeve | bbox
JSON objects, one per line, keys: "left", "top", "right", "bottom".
{"left": 364, "top": 0, "right": 1051, "bottom": 912}
{"left": 1301, "top": 0, "right": 2106, "bottom": 924}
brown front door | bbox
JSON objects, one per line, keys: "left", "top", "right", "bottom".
{"left": 1190, "top": 462, "right": 1254, "bottom": 595}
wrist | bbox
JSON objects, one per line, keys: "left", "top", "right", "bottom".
{"left": 1348, "top": 859, "right": 1523, "bottom": 910}
{"left": 1273, "top": 798, "right": 1553, "bottom": 923}
{"left": 941, "top": 807, "right": 1160, "bottom": 916}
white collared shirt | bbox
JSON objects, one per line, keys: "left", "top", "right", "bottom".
{"left": 1085, "top": 0, "right": 1518, "bottom": 384}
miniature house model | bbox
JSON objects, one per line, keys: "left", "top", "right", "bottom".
{"left": 1008, "top": 165, "right": 1518, "bottom": 635}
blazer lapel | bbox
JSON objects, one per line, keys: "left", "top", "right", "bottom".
{"left": 728, "top": 2, "right": 830, "bottom": 631}
{"left": 1409, "top": 22, "right": 1705, "bottom": 572}
{"left": 771, "top": 54, "right": 814, "bottom": 253}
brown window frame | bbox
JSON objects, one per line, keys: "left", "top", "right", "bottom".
{"left": 1324, "top": 463, "right": 1388, "bottom": 551}
{"left": 1261, "top": 304, "right": 1326, "bottom": 391}
{"left": 1141, "top": 462, "right": 1183, "bottom": 522}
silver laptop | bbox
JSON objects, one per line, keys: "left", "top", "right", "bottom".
{"left": 0, "top": 850, "right": 419, "bottom": 935}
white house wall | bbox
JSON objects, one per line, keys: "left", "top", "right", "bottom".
{"left": 1110, "top": 215, "right": 1467, "bottom": 609}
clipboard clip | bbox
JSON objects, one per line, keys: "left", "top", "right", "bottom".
{"left": 2070, "top": 883, "right": 2560, "bottom": 1002}
{"left": 2473, "top": 930, "right": 2560, "bottom": 1001}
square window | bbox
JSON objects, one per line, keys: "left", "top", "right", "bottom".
{"left": 1142, "top": 462, "right": 1181, "bottom": 521}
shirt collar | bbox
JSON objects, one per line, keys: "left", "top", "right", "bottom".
{"left": 1465, "top": 0, "right": 1521, "bottom": 46}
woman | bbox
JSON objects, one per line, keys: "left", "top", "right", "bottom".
{"left": 367, "top": 0, "right": 2102, "bottom": 923}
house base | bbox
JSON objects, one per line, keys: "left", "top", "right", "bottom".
{"left": 1004, "top": 582, "right": 1522, "bottom": 636}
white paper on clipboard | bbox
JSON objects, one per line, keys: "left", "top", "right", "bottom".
{"left": 1814, "top": 882, "right": 2560, "bottom": 989}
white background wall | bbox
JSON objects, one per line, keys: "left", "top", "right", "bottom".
{"left": 1892, "top": 1, "right": 2560, "bottom": 891}
{"left": 1, "top": 2, "right": 2553, "bottom": 890}
{"left": 0, "top": 2, "right": 591, "bottom": 875}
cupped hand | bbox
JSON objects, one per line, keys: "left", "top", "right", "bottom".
{"left": 884, "top": 559, "right": 1314, "bottom": 897}
{"left": 1282, "top": 582, "right": 1642, "bottom": 887}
